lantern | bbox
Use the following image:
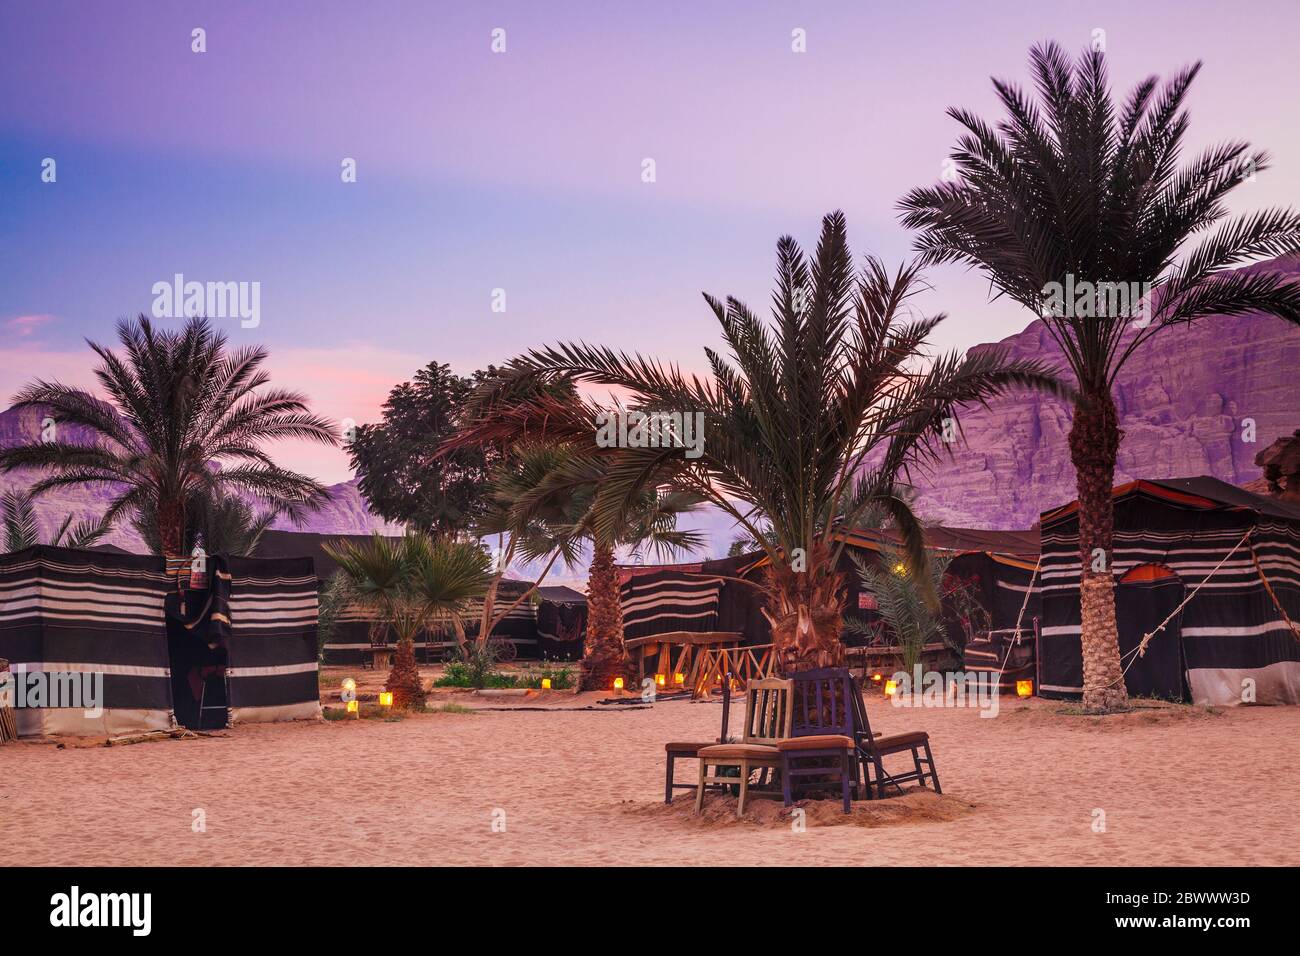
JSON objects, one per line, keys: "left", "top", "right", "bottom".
{"left": 540, "top": 677, "right": 552, "bottom": 690}
{"left": 884, "top": 679, "right": 898, "bottom": 697}
{"left": 674, "top": 672, "right": 685, "bottom": 685}
{"left": 613, "top": 677, "right": 624, "bottom": 691}
{"left": 346, "top": 699, "right": 359, "bottom": 716}
{"left": 655, "top": 673, "right": 666, "bottom": 687}
{"left": 1016, "top": 679, "right": 1033, "bottom": 699}
{"left": 870, "top": 672, "right": 883, "bottom": 683}
{"left": 378, "top": 691, "right": 394, "bottom": 708}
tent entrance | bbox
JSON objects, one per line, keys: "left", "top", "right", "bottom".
{"left": 164, "top": 592, "right": 230, "bottom": 730}
{"left": 1115, "top": 564, "right": 1186, "bottom": 701}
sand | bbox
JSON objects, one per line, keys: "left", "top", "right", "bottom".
{"left": 3, "top": 675, "right": 1298, "bottom": 866}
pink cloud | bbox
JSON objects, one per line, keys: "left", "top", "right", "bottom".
{"left": 5, "top": 313, "right": 56, "bottom": 337}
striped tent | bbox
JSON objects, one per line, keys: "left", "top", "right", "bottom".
{"left": 1038, "top": 477, "right": 1300, "bottom": 705}
{"left": 619, "top": 568, "right": 723, "bottom": 639}
{"left": 320, "top": 579, "right": 540, "bottom": 664}
{"left": 0, "top": 545, "right": 320, "bottom": 737}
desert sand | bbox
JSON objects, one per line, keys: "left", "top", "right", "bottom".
{"left": 3, "top": 672, "right": 1298, "bottom": 866}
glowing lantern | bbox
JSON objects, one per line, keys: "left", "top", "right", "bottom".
{"left": 346, "top": 699, "right": 359, "bottom": 716}
{"left": 378, "top": 691, "right": 394, "bottom": 708}
{"left": 1016, "top": 680, "right": 1033, "bottom": 699}
{"left": 884, "top": 679, "right": 898, "bottom": 697}
{"left": 540, "top": 677, "right": 552, "bottom": 690}
{"left": 892, "top": 562, "right": 907, "bottom": 575}
{"left": 870, "top": 672, "right": 883, "bottom": 683}
{"left": 674, "top": 672, "right": 685, "bottom": 685}
{"left": 613, "top": 677, "right": 624, "bottom": 691}
{"left": 655, "top": 673, "right": 666, "bottom": 687}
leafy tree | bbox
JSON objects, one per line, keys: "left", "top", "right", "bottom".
{"left": 348, "top": 363, "right": 504, "bottom": 535}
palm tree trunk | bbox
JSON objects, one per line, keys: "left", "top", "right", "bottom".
{"left": 157, "top": 496, "right": 185, "bottom": 561}
{"left": 579, "top": 540, "right": 633, "bottom": 691}
{"left": 386, "top": 636, "right": 425, "bottom": 710}
{"left": 1069, "top": 390, "right": 1128, "bottom": 711}
{"left": 765, "top": 542, "right": 846, "bottom": 673}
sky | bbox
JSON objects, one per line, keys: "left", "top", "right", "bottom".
{"left": 3, "top": 0, "right": 1299, "bottom": 484}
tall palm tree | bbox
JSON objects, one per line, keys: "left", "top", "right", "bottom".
{"left": 498, "top": 448, "right": 703, "bottom": 689}
{"left": 1, "top": 488, "right": 112, "bottom": 552}
{"left": 0, "top": 316, "right": 339, "bottom": 560}
{"left": 450, "top": 212, "right": 1061, "bottom": 672}
{"left": 323, "top": 533, "right": 492, "bottom": 708}
{"left": 899, "top": 43, "right": 1300, "bottom": 709}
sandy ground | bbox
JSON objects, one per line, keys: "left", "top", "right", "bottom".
{"left": 3, "top": 672, "right": 1299, "bottom": 866}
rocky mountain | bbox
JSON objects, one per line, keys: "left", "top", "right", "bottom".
{"left": 0, "top": 404, "right": 402, "bottom": 551}
{"left": 906, "top": 257, "right": 1300, "bottom": 528}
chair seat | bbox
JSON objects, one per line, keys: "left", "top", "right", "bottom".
{"left": 664, "top": 741, "right": 713, "bottom": 754}
{"left": 777, "top": 734, "right": 856, "bottom": 752}
{"left": 697, "top": 743, "right": 780, "bottom": 760}
{"left": 873, "top": 730, "right": 929, "bottom": 750}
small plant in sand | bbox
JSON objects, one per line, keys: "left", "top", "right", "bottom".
{"left": 847, "top": 547, "right": 953, "bottom": 678}
{"left": 324, "top": 533, "right": 491, "bottom": 709}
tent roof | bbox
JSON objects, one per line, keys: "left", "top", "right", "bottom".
{"left": 1042, "top": 475, "right": 1300, "bottom": 526}
{"left": 536, "top": 585, "right": 586, "bottom": 604}
{"left": 836, "top": 526, "right": 1040, "bottom": 563}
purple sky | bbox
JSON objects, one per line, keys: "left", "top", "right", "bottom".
{"left": 3, "top": 0, "right": 1298, "bottom": 482}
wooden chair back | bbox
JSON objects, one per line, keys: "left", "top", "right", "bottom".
{"left": 740, "top": 678, "right": 792, "bottom": 745}
{"left": 789, "top": 667, "right": 857, "bottom": 738}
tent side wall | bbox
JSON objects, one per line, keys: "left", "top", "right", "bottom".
{"left": 1039, "top": 488, "right": 1300, "bottom": 705}
{"left": 1181, "top": 517, "right": 1300, "bottom": 705}
{"left": 0, "top": 546, "right": 174, "bottom": 737}
{"left": 226, "top": 555, "right": 320, "bottom": 723}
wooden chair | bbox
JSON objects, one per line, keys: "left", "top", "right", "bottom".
{"left": 695, "top": 678, "right": 791, "bottom": 817}
{"left": 664, "top": 678, "right": 735, "bottom": 803}
{"left": 779, "top": 669, "right": 860, "bottom": 813}
{"left": 848, "top": 672, "right": 941, "bottom": 797}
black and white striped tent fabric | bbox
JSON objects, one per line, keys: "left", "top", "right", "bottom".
{"left": 0, "top": 545, "right": 320, "bottom": 737}
{"left": 0, "top": 546, "right": 173, "bottom": 737}
{"left": 225, "top": 555, "right": 319, "bottom": 723}
{"left": 1038, "top": 477, "right": 1300, "bottom": 706}
{"left": 320, "top": 580, "right": 540, "bottom": 664}
{"left": 619, "top": 569, "right": 722, "bottom": 639}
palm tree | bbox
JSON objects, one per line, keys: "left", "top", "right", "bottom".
{"left": 1, "top": 488, "right": 112, "bottom": 551}
{"left": 134, "top": 490, "right": 276, "bottom": 557}
{"left": 451, "top": 212, "right": 1061, "bottom": 672}
{"left": 323, "top": 533, "right": 492, "bottom": 708}
{"left": 846, "top": 547, "right": 953, "bottom": 678}
{"left": 0, "top": 316, "right": 338, "bottom": 560}
{"left": 497, "top": 448, "right": 703, "bottom": 689}
{"left": 899, "top": 43, "right": 1300, "bottom": 709}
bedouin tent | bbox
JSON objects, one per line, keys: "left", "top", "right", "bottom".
{"left": 534, "top": 585, "right": 587, "bottom": 661}
{"left": 0, "top": 545, "right": 320, "bottom": 737}
{"left": 1038, "top": 477, "right": 1300, "bottom": 706}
